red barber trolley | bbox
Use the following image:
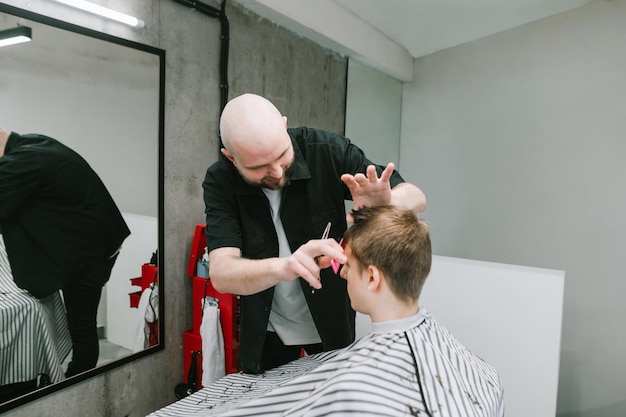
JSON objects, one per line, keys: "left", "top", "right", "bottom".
{"left": 182, "top": 224, "right": 240, "bottom": 388}
{"left": 129, "top": 263, "right": 159, "bottom": 347}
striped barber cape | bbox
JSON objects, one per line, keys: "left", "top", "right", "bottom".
{"left": 0, "top": 235, "right": 72, "bottom": 386}
{"left": 149, "top": 310, "right": 504, "bottom": 417}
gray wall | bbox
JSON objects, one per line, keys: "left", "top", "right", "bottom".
{"left": 344, "top": 58, "right": 403, "bottom": 215}
{"left": 2, "top": 0, "right": 346, "bottom": 416}
{"left": 399, "top": 1, "right": 626, "bottom": 416}
{"left": 0, "top": 13, "right": 159, "bottom": 218}
{"left": 345, "top": 59, "right": 403, "bottom": 166}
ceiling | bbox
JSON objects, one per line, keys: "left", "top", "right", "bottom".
{"left": 332, "top": 0, "right": 594, "bottom": 58}
{"left": 236, "top": 0, "right": 595, "bottom": 81}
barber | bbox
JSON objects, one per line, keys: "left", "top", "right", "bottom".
{"left": 202, "top": 93, "right": 426, "bottom": 373}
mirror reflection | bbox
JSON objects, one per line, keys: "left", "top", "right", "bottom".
{"left": 0, "top": 6, "right": 163, "bottom": 408}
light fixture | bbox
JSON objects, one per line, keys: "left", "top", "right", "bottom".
{"left": 51, "top": 0, "right": 145, "bottom": 28}
{"left": 0, "top": 26, "right": 32, "bottom": 48}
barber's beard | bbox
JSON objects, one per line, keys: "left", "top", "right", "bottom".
{"left": 260, "top": 176, "right": 285, "bottom": 190}
{"left": 241, "top": 160, "right": 294, "bottom": 190}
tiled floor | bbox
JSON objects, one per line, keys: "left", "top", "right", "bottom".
{"left": 61, "top": 339, "right": 132, "bottom": 369}
{"left": 97, "top": 339, "right": 133, "bottom": 366}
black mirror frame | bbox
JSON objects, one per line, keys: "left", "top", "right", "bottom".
{"left": 0, "top": 3, "right": 165, "bottom": 413}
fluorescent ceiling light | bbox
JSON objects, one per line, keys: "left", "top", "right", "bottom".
{"left": 51, "top": 0, "right": 145, "bottom": 28}
{"left": 0, "top": 26, "right": 32, "bottom": 48}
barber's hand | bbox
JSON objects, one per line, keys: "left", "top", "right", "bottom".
{"left": 278, "top": 239, "right": 346, "bottom": 290}
{"left": 342, "top": 163, "right": 394, "bottom": 223}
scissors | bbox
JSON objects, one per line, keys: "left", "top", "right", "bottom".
{"left": 321, "top": 222, "right": 344, "bottom": 274}
{"left": 321, "top": 221, "right": 331, "bottom": 240}
{"left": 318, "top": 222, "right": 343, "bottom": 273}
{"left": 312, "top": 222, "right": 332, "bottom": 293}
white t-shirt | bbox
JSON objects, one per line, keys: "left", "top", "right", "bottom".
{"left": 262, "top": 188, "right": 321, "bottom": 345}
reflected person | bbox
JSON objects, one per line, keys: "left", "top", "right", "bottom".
{"left": 0, "top": 127, "right": 130, "bottom": 377}
{"left": 202, "top": 93, "right": 427, "bottom": 373}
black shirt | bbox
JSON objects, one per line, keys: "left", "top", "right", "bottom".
{"left": 202, "top": 126, "right": 405, "bottom": 373}
{"left": 0, "top": 132, "right": 130, "bottom": 298}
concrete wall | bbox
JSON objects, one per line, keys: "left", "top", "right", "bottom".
{"left": 1, "top": 0, "right": 346, "bottom": 415}
{"left": 399, "top": 1, "right": 626, "bottom": 416}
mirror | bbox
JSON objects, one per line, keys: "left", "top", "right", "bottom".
{"left": 0, "top": 4, "right": 164, "bottom": 412}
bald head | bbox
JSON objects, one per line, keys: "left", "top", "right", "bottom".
{"left": 220, "top": 93, "right": 288, "bottom": 159}
{"left": 219, "top": 94, "right": 295, "bottom": 190}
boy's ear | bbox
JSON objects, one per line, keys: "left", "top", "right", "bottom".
{"left": 367, "top": 265, "right": 383, "bottom": 292}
